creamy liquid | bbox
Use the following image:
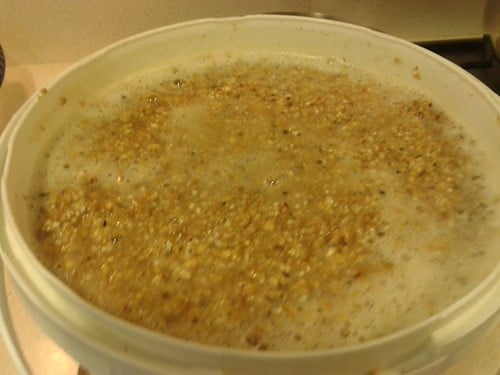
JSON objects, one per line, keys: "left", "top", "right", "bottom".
{"left": 30, "top": 53, "right": 500, "bottom": 350}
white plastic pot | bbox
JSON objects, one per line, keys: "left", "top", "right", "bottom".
{"left": 1, "top": 15, "right": 499, "bottom": 375}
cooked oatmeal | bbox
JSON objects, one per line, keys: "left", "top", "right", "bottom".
{"left": 30, "top": 55, "right": 497, "bottom": 350}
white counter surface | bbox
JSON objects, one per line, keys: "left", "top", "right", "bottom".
{"left": 0, "top": 63, "right": 499, "bottom": 375}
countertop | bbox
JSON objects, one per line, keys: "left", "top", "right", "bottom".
{"left": 0, "top": 63, "right": 499, "bottom": 375}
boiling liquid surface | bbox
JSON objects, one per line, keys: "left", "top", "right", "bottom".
{"left": 30, "top": 54, "right": 500, "bottom": 350}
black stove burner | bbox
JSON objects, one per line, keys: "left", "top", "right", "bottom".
{"left": 416, "top": 36, "right": 499, "bottom": 94}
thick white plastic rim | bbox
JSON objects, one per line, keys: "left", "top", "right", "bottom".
{"left": 0, "top": 15, "right": 499, "bottom": 375}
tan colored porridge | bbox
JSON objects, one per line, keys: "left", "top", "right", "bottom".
{"left": 30, "top": 54, "right": 498, "bottom": 351}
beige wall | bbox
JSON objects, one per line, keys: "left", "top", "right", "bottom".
{"left": 311, "top": 0, "right": 489, "bottom": 41}
{"left": 0, "top": 0, "right": 310, "bottom": 65}
{"left": 1, "top": 0, "right": 496, "bottom": 66}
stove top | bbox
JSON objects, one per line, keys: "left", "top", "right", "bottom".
{"left": 417, "top": 35, "right": 500, "bottom": 94}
